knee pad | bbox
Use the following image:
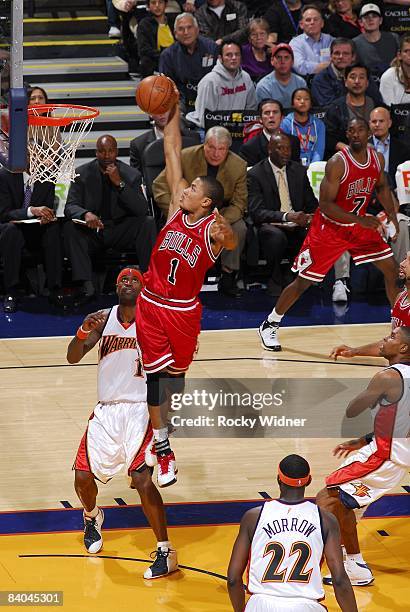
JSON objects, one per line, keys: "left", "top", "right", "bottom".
{"left": 167, "top": 372, "right": 186, "bottom": 397}
{"left": 146, "top": 371, "right": 168, "bottom": 407}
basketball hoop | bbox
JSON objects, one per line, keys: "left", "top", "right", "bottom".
{"left": 27, "top": 103, "right": 99, "bottom": 186}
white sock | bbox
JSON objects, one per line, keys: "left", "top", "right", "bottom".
{"left": 84, "top": 506, "right": 99, "bottom": 519}
{"left": 267, "top": 308, "right": 284, "bottom": 324}
{"left": 157, "top": 540, "right": 171, "bottom": 551}
{"left": 153, "top": 427, "right": 168, "bottom": 442}
{"left": 347, "top": 553, "right": 365, "bottom": 564}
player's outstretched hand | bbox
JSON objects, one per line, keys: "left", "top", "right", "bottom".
{"left": 329, "top": 344, "right": 356, "bottom": 360}
{"left": 82, "top": 310, "right": 106, "bottom": 332}
{"left": 357, "top": 215, "right": 381, "bottom": 231}
{"left": 210, "top": 211, "right": 236, "bottom": 248}
{"left": 332, "top": 438, "right": 367, "bottom": 458}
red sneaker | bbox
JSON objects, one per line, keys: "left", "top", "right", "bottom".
{"left": 157, "top": 452, "right": 178, "bottom": 488}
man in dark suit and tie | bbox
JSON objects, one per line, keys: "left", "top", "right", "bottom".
{"left": 239, "top": 99, "right": 300, "bottom": 167}
{"left": 248, "top": 132, "right": 318, "bottom": 296}
{"left": 0, "top": 170, "right": 63, "bottom": 312}
{"left": 64, "top": 134, "right": 157, "bottom": 301}
{"left": 130, "top": 112, "right": 200, "bottom": 174}
{"left": 369, "top": 106, "right": 410, "bottom": 262}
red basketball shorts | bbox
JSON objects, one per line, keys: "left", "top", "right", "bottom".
{"left": 136, "top": 292, "right": 202, "bottom": 374}
{"left": 291, "top": 212, "right": 393, "bottom": 282}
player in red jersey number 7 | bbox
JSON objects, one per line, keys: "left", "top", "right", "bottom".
{"left": 259, "top": 117, "right": 400, "bottom": 351}
{"left": 136, "top": 101, "right": 237, "bottom": 487}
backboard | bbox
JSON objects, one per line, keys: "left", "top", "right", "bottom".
{"left": 0, "top": 0, "right": 27, "bottom": 172}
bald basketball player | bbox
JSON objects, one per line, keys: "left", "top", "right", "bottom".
{"left": 317, "top": 326, "right": 410, "bottom": 586}
{"left": 67, "top": 267, "right": 178, "bottom": 580}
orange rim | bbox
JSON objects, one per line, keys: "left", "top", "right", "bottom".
{"left": 27, "top": 103, "right": 99, "bottom": 127}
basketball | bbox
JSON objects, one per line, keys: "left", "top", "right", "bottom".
{"left": 135, "top": 75, "right": 178, "bottom": 115}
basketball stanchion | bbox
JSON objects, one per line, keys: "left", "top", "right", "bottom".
{"left": 27, "top": 103, "right": 99, "bottom": 186}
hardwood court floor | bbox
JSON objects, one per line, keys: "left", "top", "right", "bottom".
{"left": 0, "top": 324, "right": 409, "bottom": 611}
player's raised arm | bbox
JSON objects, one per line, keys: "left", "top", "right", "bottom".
{"left": 163, "top": 102, "right": 189, "bottom": 220}
{"left": 67, "top": 310, "right": 108, "bottom": 363}
{"left": 320, "top": 156, "right": 379, "bottom": 228}
{"left": 227, "top": 508, "right": 259, "bottom": 611}
{"left": 322, "top": 510, "right": 358, "bottom": 612}
{"left": 210, "top": 210, "right": 237, "bottom": 255}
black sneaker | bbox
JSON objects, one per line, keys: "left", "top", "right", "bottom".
{"left": 83, "top": 509, "right": 104, "bottom": 554}
{"left": 143, "top": 547, "right": 178, "bottom": 579}
{"left": 258, "top": 319, "right": 282, "bottom": 351}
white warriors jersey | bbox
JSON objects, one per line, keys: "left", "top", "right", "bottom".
{"left": 373, "top": 363, "right": 410, "bottom": 467}
{"left": 97, "top": 306, "right": 146, "bottom": 403}
{"left": 247, "top": 500, "right": 325, "bottom": 602}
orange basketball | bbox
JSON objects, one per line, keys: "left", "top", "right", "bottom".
{"left": 135, "top": 75, "right": 178, "bottom": 115}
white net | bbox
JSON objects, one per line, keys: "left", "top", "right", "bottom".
{"left": 27, "top": 104, "right": 98, "bottom": 186}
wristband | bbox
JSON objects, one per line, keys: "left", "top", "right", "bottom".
{"left": 76, "top": 325, "right": 92, "bottom": 340}
{"left": 283, "top": 212, "right": 288, "bottom": 222}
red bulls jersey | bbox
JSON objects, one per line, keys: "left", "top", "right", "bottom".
{"left": 327, "top": 147, "right": 381, "bottom": 225}
{"left": 391, "top": 290, "right": 410, "bottom": 330}
{"left": 142, "top": 209, "right": 220, "bottom": 308}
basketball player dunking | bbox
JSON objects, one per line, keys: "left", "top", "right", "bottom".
{"left": 259, "top": 117, "right": 400, "bottom": 352}
{"left": 317, "top": 326, "right": 410, "bottom": 586}
{"left": 136, "top": 102, "right": 237, "bottom": 487}
{"left": 330, "top": 252, "right": 410, "bottom": 359}
{"left": 68, "top": 268, "right": 178, "bottom": 579}
{"left": 228, "top": 455, "right": 358, "bottom": 612}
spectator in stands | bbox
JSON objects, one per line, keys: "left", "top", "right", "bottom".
{"left": 255, "top": 43, "right": 306, "bottom": 107}
{"left": 186, "top": 40, "right": 257, "bottom": 128}
{"left": 106, "top": 0, "right": 122, "bottom": 38}
{"left": 370, "top": 106, "right": 410, "bottom": 188}
{"left": 281, "top": 87, "right": 326, "bottom": 165}
{"left": 370, "top": 106, "right": 410, "bottom": 262}
{"left": 195, "top": 0, "right": 248, "bottom": 46}
{"left": 152, "top": 126, "right": 248, "bottom": 297}
{"left": 241, "top": 18, "right": 272, "bottom": 82}
{"left": 289, "top": 5, "right": 334, "bottom": 77}
{"left": 239, "top": 98, "right": 301, "bottom": 165}
{"left": 311, "top": 37, "right": 383, "bottom": 108}
{"left": 136, "top": 0, "right": 175, "bottom": 77}
{"left": 129, "top": 111, "right": 199, "bottom": 173}
{"left": 28, "top": 86, "right": 48, "bottom": 105}
{"left": 324, "top": 0, "right": 361, "bottom": 39}
{"left": 159, "top": 13, "right": 218, "bottom": 113}
{"left": 380, "top": 34, "right": 410, "bottom": 106}
{"left": 353, "top": 4, "right": 399, "bottom": 80}
{"left": 0, "top": 170, "right": 63, "bottom": 313}
{"left": 63, "top": 135, "right": 156, "bottom": 303}
{"left": 264, "top": 0, "right": 303, "bottom": 45}
{"left": 248, "top": 132, "right": 318, "bottom": 296}
{"left": 324, "top": 63, "right": 376, "bottom": 157}
{"left": 113, "top": 0, "right": 148, "bottom": 73}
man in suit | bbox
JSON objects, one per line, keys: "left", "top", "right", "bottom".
{"left": 370, "top": 106, "right": 410, "bottom": 263}
{"left": 129, "top": 111, "right": 200, "bottom": 174}
{"left": 64, "top": 135, "right": 157, "bottom": 301}
{"left": 248, "top": 132, "right": 318, "bottom": 296}
{"left": 239, "top": 99, "right": 300, "bottom": 166}
{"left": 152, "top": 126, "right": 247, "bottom": 296}
{"left": 0, "top": 171, "right": 63, "bottom": 313}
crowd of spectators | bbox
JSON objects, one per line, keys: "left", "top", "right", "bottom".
{"left": 1, "top": 0, "right": 410, "bottom": 312}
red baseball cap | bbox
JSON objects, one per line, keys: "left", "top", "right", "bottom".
{"left": 272, "top": 43, "right": 294, "bottom": 58}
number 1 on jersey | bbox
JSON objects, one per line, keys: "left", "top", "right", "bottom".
{"left": 168, "top": 258, "right": 179, "bottom": 285}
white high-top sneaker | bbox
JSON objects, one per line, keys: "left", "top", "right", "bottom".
{"left": 323, "top": 556, "right": 374, "bottom": 586}
{"left": 144, "top": 547, "right": 178, "bottom": 579}
{"left": 258, "top": 319, "right": 282, "bottom": 351}
{"left": 83, "top": 508, "right": 104, "bottom": 554}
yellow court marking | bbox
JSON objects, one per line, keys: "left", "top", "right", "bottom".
{"left": 22, "top": 40, "right": 118, "bottom": 47}
{"left": 24, "top": 17, "right": 107, "bottom": 23}
{"left": 25, "top": 62, "right": 123, "bottom": 69}
{"left": 1, "top": 521, "right": 409, "bottom": 611}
